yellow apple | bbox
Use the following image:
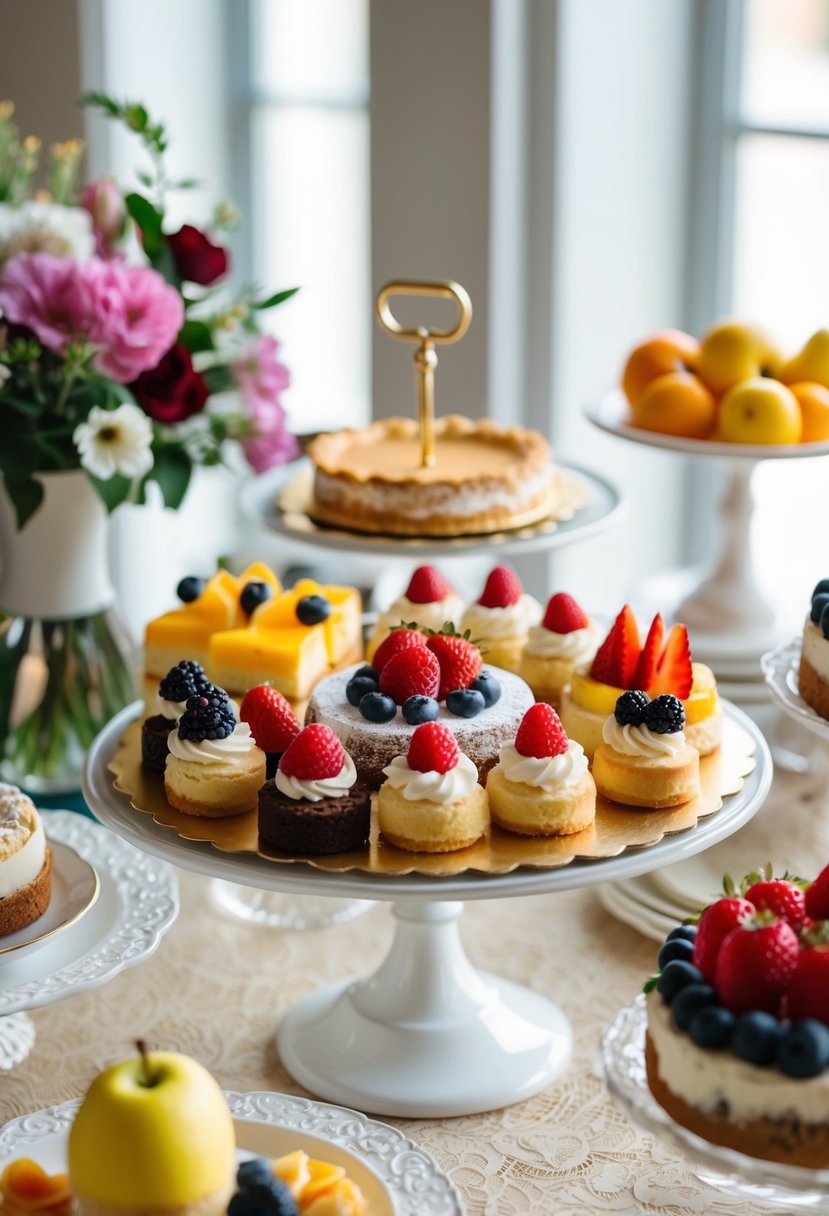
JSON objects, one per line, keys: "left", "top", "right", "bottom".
{"left": 780, "top": 329, "right": 829, "bottom": 388}
{"left": 718, "top": 377, "right": 802, "bottom": 445}
{"left": 67, "top": 1047, "right": 236, "bottom": 1210}
{"left": 696, "top": 320, "right": 782, "bottom": 394}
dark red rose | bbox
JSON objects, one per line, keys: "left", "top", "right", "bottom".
{"left": 131, "top": 344, "right": 209, "bottom": 423}
{"left": 166, "top": 225, "right": 229, "bottom": 286}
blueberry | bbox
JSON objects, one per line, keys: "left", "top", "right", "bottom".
{"left": 732, "top": 1011, "right": 784, "bottom": 1066}
{"left": 812, "top": 578, "right": 829, "bottom": 601}
{"left": 614, "top": 689, "right": 649, "bottom": 726}
{"left": 666, "top": 924, "right": 697, "bottom": 944}
{"left": 689, "top": 1005, "right": 735, "bottom": 1049}
{"left": 347, "top": 675, "right": 379, "bottom": 706}
{"left": 810, "top": 592, "right": 829, "bottom": 624}
{"left": 672, "top": 983, "right": 717, "bottom": 1032}
{"left": 296, "top": 595, "right": 331, "bottom": 625}
{"left": 353, "top": 664, "right": 379, "bottom": 682}
{"left": 821, "top": 602, "right": 829, "bottom": 642}
{"left": 777, "top": 1019, "right": 829, "bottom": 1078}
{"left": 656, "top": 959, "right": 704, "bottom": 1004}
{"left": 237, "top": 1157, "right": 277, "bottom": 1189}
{"left": 402, "top": 695, "right": 440, "bottom": 725}
{"left": 241, "top": 581, "right": 272, "bottom": 616}
{"left": 359, "top": 690, "right": 396, "bottom": 722}
{"left": 229, "top": 1179, "right": 299, "bottom": 1216}
{"left": 176, "top": 575, "right": 205, "bottom": 603}
{"left": 658, "top": 938, "right": 695, "bottom": 969}
{"left": 446, "top": 688, "right": 486, "bottom": 718}
{"left": 470, "top": 670, "right": 502, "bottom": 707}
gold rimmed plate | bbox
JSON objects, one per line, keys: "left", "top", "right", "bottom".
{"left": 0, "top": 839, "right": 100, "bottom": 962}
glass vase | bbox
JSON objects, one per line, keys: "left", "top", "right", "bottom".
{"left": 0, "top": 471, "right": 135, "bottom": 794}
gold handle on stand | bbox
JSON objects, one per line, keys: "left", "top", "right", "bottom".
{"left": 375, "top": 280, "right": 473, "bottom": 467}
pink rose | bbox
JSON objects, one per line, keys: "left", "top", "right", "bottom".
{"left": 84, "top": 260, "right": 184, "bottom": 382}
{"left": 82, "top": 178, "right": 126, "bottom": 257}
{"left": 233, "top": 335, "right": 291, "bottom": 428}
{"left": 243, "top": 421, "right": 300, "bottom": 473}
{"left": 0, "top": 253, "right": 97, "bottom": 352}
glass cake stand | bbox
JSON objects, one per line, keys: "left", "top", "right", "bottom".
{"left": 84, "top": 701, "right": 771, "bottom": 1119}
{"left": 763, "top": 638, "right": 829, "bottom": 744}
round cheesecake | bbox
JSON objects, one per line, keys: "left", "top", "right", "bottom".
{"left": 799, "top": 616, "right": 829, "bottom": 720}
{"left": 0, "top": 784, "right": 52, "bottom": 937}
{"left": 305, "top": 664, "right": 536, "bottom": 789}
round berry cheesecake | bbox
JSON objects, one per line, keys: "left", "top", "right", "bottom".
{"left": 141, "top": 660, "right": 212, "bottom": 773}
{"left": 799, "top": 577, "right": 829, "bottom": 720}
{"left": 0, "top": 784, "right": 51, "bottom": 937}
{"left": 164, "top": 685, "right": 266, "bottom": 817}
{"left": 645, "top": 863, "right": 829, "bottom": 1167}
{"left": 592, "top": 691, "right": 699, "bottom": 809}
{"left": 519, "top": 591, "right": 603, "bottom": 708}
{"left": 305, "top": 626, "right": 535, "bottom": 789}
{"left": 460, "top": 566, "right": 542, "bottom": 674}
{"left": 486, "top": 703, "right": 595, "bottom": 836}
{"left": 366, "top": 565, "right": 464, "bottom": 661}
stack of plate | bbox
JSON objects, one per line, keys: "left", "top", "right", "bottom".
{"left": 600, "top": 852, "right": 729, "bottom": 942}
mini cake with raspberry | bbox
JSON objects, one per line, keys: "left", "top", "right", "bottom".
{"left": 306, "top": 626, "right": 535, "bottom": 788}
{"left": 258, "top": 724, "right": 370, "bottom": 855}
{"left": 141, "top": 660, "right": 212, "bottom": 773}
{"left": 164, "top": 685, "right": 266, "bottom": 817}
{"left": 366, "top": 565, "right": 464, "bottom": 661}
{"left": 486, "top": 703, "right": 596, "bottom": 836}
{"left": 560, "top": 607, "right": 722, "bottom": 760}
{"left": 460, "top": 566, "right": 542, "bottom": 673}
{"left": 645, "top": 863, "right": 829, "bottom": 1167}
{"left": 798, "top": 577, "right": 829, "bottom": 720}
{"left": 239, "top": 684, "right": 301, "bottom": 778}
{"left": 519, "top": 592, "right": 603, "bottom": 707}
{"left": 378, "top": 722, "right": 489, "bottom": 852}
{"left": 0, "top": 784, "right": 51, "bottom": 937}
{"left": 593, "top": 690, "right": 699, "bottom": 809}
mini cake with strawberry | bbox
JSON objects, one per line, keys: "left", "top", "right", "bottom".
{"left": 798, "top": 577, "right": 829, "bottom": 720}
{"left": 164, "top": 685, "right": 266, "bottom": 817}
{"left": 486, "top": 703, "right": 596, "bottom": 836}
{"left": 378, "top": 721, "right": 489, "bottom": 852}
{"left": 141, "top": 660, "right": 213, "bottom": 773}
{"left": 519, "top": 592, "right": 603, "bottom": 707}
{"left": 644, "top": 863, "right": 829, "bottom": 1167}
{"left": 366, "top": 565, "right": 464, "bottom": 661}
{"left": 560, "top": 606, "right": 722, "bottom": 760}
{"left": 239, "top": 684, "right": 301, "bottom": 778}
{"left": 305, "top": 625, "right": 535, "bottom": 787}
{"left": 460, "top": 566, "right": 542, "bottom": 673}
{"left": 258, "top": 724, "right": 370, "bottom": 855}
{"left": 593, "top": 691, "right": 699, "bottom": 809}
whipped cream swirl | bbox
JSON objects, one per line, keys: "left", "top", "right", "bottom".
{"left": 382, "top": 752, "right": 478, "bottom": 803}
{"left": 524, "top": 619, "right": 603, "bottom": 662}
{"left": 275, "top": 754, "right": 357, "bottom": 802}
{"left": 602, "top": 716, "right": 686, "bottom": 757}
{"left": 497, "top": 741, "right": 588, "bottom": 789}
{"left": 375, "top": 593, "right": 464, "bottom": 636}
{"left": 462, "top": 594, "right": 541, "bottom": 640}
{"left": 168, "top": 720, "right": 256, "bottom": 763}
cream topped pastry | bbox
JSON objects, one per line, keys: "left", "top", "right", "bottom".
{"left": 163, "top": 685, "right": 265, "bottom": 818}
{"left": 520, "top": 592, "right": 602, "bottom": 707}
{"left": 0, "top": 784, "right": 51, "bottom": 937}
{"left": 592, "top": 691, "right": 700, "bottom": 810}
{"left": 141, "top": 660, "right": 212, "bottom": 774}
{"left": 487, "top": 703, "right": 596, "bottom": 836}
{"left": 378, "top": 722, "right": 489, "bottom": 853}
{"left": 460, "top": 566, "right": 541, "bottom": 675}
{"left": 366, "top": 565, "right": 464, "bottom": 661}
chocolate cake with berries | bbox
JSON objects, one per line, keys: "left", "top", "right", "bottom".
{"left": 645, "top": 863, "right": 829, "bottom": 1166}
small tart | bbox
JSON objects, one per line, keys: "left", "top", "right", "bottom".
{"left": 378, "top": 781, "right": 489, "bottom": 853}
{"left": 258, "top": 780, "right": 371, "bottom": 855}
{"left": 164, "top": 749, "right": 266, "bottom": 817}
{"left": 518, "top": 655, "right": 575, "bottom": 708}
{"left": 592, "top": 741, "right": 699, "bottom": 809}
{"left": 487, "top": 765, "right": 595, "bottom": 836}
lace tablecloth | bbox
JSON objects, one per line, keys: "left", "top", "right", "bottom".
{"left": 1, "top": 766, "right": 826, "bottom": 1216}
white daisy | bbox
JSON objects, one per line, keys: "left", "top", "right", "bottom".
{"left": 73, "top": 403, "right": 154, "bottom": 482}
{"left": 0, "top": 201, "right": 95, "bottom": 264}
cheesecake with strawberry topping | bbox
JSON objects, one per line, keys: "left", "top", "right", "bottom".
{"left": 258, "top": 724, "right": 370, "bottom": 855}
{"left": 486, "top": 703, "right": 596, "bottom": 836}
{"left": 593, "top": 691, "right": 700, "bottom": 809}
{"left": 644, "top": 863, "right": 829, "bottom": 1167}
{"left": 378, "top": 722, "right": 489, "bottom": 852}
{"left": 366, "top": 565, "right": 464, "bottom": 661}
{"left": 460, "top": 566, "right": 542, "bottom": 673}
{"left": 519, "top": 592, "right": 603, "bottom": 707}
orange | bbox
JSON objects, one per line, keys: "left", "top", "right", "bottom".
{"left": 630, "top": 371, "right": 717, "bottom": 439}
{"left": 789, "top": 381, "right": 829, "bottom": 443}
{"left": 622, "top": 329, "right": 700, "bottom": 406}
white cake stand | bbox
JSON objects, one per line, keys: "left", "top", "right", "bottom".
{"left": 84, "top": 702, "right": 771, "bottom": 1119}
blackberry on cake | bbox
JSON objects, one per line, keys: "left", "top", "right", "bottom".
{"left": 141, "top": 660, "right": 212, "bottom": 774}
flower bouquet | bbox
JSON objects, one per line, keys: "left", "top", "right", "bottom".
{"left": 0, "top": 95, "right": 299, "bottom": 790}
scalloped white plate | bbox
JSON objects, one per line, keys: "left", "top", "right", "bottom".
{"left": 0, "top": 1092, "right": 464, "bottom": 1216}
{"left": 0, "top": 840, "right": 99, "bottom": 962}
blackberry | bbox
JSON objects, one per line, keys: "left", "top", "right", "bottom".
{"left": 177, "top": 685, "right": 236, "bottom": 742}
{"left": 159, "top": 660, "right": 210, "bottom": 704}
{"left": 643, "top": 693, "right": 685, "bottom": 734}
{"left": 614, "top": 690, "right": 649, "bottom": 726}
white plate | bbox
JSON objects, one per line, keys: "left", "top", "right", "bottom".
{"left": 649, "top": 853, "right": 730, "bottom": 910}
{"left": 0, "top": 1093, "right": 464, "bottom": 1216}
{"left": 614, "top": 874, "right": 699, "bottom": 919}
{"left": 0, "top": 840, "right": 99, "bottom": 962}
{"left": 763, "top": 637, "right": 829, "bottom": 742}
{"left": 0, "top": 812, "right": 178, "bottom": 1017}
{"left": 599, "top": 883, "right": 676, "bottom": 942}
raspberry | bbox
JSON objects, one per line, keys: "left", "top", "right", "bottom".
{"left": 407, "top": 722, "right": 459, "bottom": 774}
{"left": 477, "top": 566, "right": 523, "bottom": 608}
{"left": 379, "top": 647, "right": 440, "bottom": 705}
{"left": 373, "top": 627, "right": 427, "bottom": 673}
{"left": 159, "top": 660, "right": 210, "bottom": 704}
{"left": 425, "top": 630, "right": 482, "bottom": 701}
{"left": 805, "top": 861, "right": 829, "bottom": 920}
{"left": 405, "top": 566, "right": 451, "bottom": 604}
{"left": 514, "top": 703, "right": 569, "bottom": 758}
{"left": 279, "top": 724, "right": 346, "bottom": 780}
{"left": 643, "top": 694, "right": 685, "bottom": 734}
{"left": 542, "top": 592, "right": 588, "bottom": 633}
{"left": 614, "top": 690, "right": 649, "bottom": 726}
{"left": 240, "top": 685, "right": 300, "bottom": 753}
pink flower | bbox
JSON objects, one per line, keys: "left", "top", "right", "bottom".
{"left": 82, "top": 178, "right": 126, "bottom": 258}
{"left": 0, "top": 252, "right": 97, "bottom": 351}
{"left": 233, "top": 334, "right": 291, "bottom": 428}
{"left": 243, "top": 419, "right": 300, "bottom": 473}
{"left": 85, "top": 260, "right": 184, "bottom": 381}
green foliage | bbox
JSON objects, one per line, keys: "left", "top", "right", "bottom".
{"left": 81, "top": 92, "right": 167, "bottom": 157}
{"left": 145, "top": 445, "right": 191, "bottom": 509}
{"left": 252, "top": 286, "right": 300, "bottom": 311}
{"left": 2, "top": 476, "right": 43, "bottom": 529}
{"left": 178, "top": 319, "right": 215, "bottom": 354}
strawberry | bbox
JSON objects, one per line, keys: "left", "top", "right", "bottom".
{"left": 405, "top": 566, "right": 451, "bottom": 604}
{"left": 786, "top": 945, "right": 829, "bottom": 1025}
{"left": 714, "top": 917, "right": 800, "bottom": 1015}
{"left": 650, "top": 622, "right": 693, "bottom": 699}
{"left": 542, "top": 592, "right": 588, "bottom": 634}
{"left": 514, "top": 703, "right": 569, "bottom": 758}
{"left": 426, "top": 629, "right": 482, "bottom": 701}
{"left": 693, "top": 896, "right": 755, "bottom": 981}
{"left": 279, "top": 723, "right": 345, "bottom": 780}
{"left": 805, "top": 861, "right": 829, "bottom": 920}
{"left": 632, "top": 613, "right": 664, "bottom": 691}
{"left": 373, "top": 626, "right": 427, "bottom": 673}
{"left": 407, "top": 721, "right": 459, "bottom": 774}
{"left": 478, "top": 566, "right": 523, "bottom": 608}
{"left": 239, "top": 685, "right": 300, "bottom": 754}
{"left": 589, "top": 605, "right": 641, "bottom": 689}
{"left": 379, "top": 647, "right": 440, "bottom": 704}
{"left": 744, "top": 879, "right": 806, "bottom": 929}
